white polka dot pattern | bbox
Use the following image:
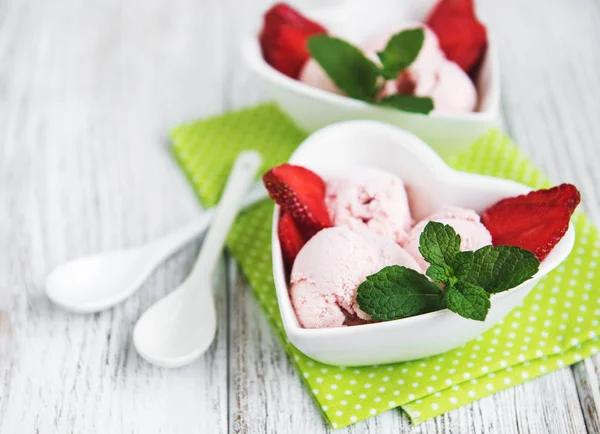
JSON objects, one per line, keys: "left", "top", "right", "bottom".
{"left": 171, "top": 104, "right": 600, "bottom": 429}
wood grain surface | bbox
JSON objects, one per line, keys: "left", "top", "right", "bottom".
{"left": 0, "top": 0, "right": 599, "bottom": 432}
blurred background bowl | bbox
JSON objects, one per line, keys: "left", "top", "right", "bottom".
{"left": 243, "top": 0, "right": 500, "bottom": 157}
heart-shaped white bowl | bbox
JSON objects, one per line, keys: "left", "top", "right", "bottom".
{"left": 271, "top": 121, "right": 575, "bottom": 366}
{"left": 244, "top": 0, "right": 500, "bottom": 157}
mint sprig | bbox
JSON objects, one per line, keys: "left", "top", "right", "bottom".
{"left": 307, "top": 29, "right": 433, "bottom": 114}
{"left": 356, "top": 266, "right": 442, "bottom": 321}
{"left": 356, "top": 222, "right": 540, "bottom": 322}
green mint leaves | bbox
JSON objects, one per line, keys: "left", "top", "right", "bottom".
{"left": 307, "top": 35, "right": 380, "bottom": 100}
{"left": 419, "top": 221, "right": 462, "bottom": 270}
{"left": 357, "top": 222, "right": 540, "bottom": 322}
{"left": 378, "top": 94, "right": 435, "bottom": 114}
{"left": 460, "top": 245, "right": 541, "bottom": 294}
{"left": 307, "top": 29, "right": 433, "bottom": 114}
{"left": 376, "top": 28, "right": 425, "bottom": 79}
{"left": 356, "top": 266, "right": 442, "bottom": 321}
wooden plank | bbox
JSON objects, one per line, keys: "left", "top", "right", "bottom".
{"left": 0, "top": 0, "right": 229, "bottom": 432}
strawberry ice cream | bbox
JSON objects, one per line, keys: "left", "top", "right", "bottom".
{"left": 290, "top": 226, "right": 421, "bottom": 328}
{"left": 325, "top": 167, "right": 413, "bottom": 244}
{"left": 422, "top": 60, "right": 477, "bottom": 113}
{"left": 403, "top": 206, "right": 492, "bottom": 270}
{"left": 364, "top": 24, "right": 477, "bottom": 113}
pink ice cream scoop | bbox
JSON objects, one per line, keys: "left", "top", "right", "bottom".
{"left": 364, "top": 24, "right": 478, "bottom": 113}
{"left": 290, "top": 226, "right": 421, "bottom": 328}
{"left": 326, "top": 167, "right": 413, "bottom": 244}
{"left": 404, "top": 60, "right": 478, "bottom": 113}
{"left": 403, "top": 207, "right": 492, "bottom": 270}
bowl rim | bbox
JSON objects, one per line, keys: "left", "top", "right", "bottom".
{"left": 242, "top": 35, "right": 501, "bottom": 122}
{"left": 270, "top": 120, "right": 576, "bottom": 339}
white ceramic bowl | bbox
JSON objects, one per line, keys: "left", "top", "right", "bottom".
{"left": 244, "top": 0, "right": 501, "bottom": 157}
{"left": 271, "top": 121, "right": 575, "bottom": 366}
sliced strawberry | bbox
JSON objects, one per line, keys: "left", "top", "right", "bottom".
{"left": 426, "top": 0, "right": 487, "bottom": 74}
{"left": 259, "top": 3, "right": 327, "bottom": 79}
{"left": 278, "top": 211, "right": 307, "bottom": 269}
{"left": 482, "top": 184, "right": 581, "bottom": 261}
{"left": 489, "top": 183, "right": 581, "bottom": 214}
{"left": 263, "top": 163, "right": 331, "bottom": 233}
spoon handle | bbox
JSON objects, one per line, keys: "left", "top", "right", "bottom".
{"left": 188, "top": 151, "right": 263, "bottom": 281}
{"left": 150, "top": 182, "right": 268, "bottom": 263}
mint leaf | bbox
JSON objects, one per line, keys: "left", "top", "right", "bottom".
{"left": 459, "top": 245, "right": 540, "bottom": 294}
{"left": 308, "top": 35, "right": 380, "bottom": 100}
{"left": 419, "top": 221, "right": 461, "bottom": 268}
{"left": 451, "top": 250, "right": 474, "bottom": 277}
{"left": 426, "top": 264, "right": 450, "bottom": 284}
{"left": 356, "top": 265, "right": 442, "bottom": 321}
{"left": 377, "top": 28, "right": 424, "bottom": 77}
{"left": 378, "top": 94, "right": 434, "bottom": 114}
{"left": 445, "top": 281, "right": 490, "bottom": 321}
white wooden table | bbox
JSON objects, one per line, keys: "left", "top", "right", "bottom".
{"left": 1, "top": 0, "right": 599, "bottom": 432}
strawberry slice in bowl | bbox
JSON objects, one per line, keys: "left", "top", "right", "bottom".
{"left": 259, "top": 3, "right": 327, "bottom": 79}
{"left": 277, "top": 211, "right": 308, "bottom": 271}
{"left": 263, "top": 163, "right": 332, "bottom": 235}
{"left": 426, "top": 0, "right": 488, "bottom": 75}
{"left": 482, "top": 184, "right": 581, "bottom": 261}
{"left": 263, "top": 163, "right": 333, "bottom": 273}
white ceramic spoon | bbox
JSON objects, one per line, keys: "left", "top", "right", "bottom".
{"left": 133, "top": 150, "right": 262, "bottom": 368}
{"left": 46, "top": 165, "right": 267, "bottom": 314}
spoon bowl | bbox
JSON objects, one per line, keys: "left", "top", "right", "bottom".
{"left": 46, "top": 248, "right": 156, "bottom": 313}
{"left": 133, "top": 275, "right": 216, "bottom": 368}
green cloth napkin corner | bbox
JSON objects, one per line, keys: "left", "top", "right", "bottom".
{"left": 171, "top": 103, "right": 600, "bottom": 429}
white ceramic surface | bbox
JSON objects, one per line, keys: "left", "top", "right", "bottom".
{"left": 271, "top": 121, "right": 575, "bottom": 366}
{"left": 134, "top": 151, "right": 262, "bottom": 368}
{"left": 243, "top": 0, "right": 500, "bottom": 157}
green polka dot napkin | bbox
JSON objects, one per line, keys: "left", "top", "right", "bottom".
{"left": 170, "top": 103, "right": 599, "bottom": 429}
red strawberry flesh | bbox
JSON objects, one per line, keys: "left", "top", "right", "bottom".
{"left": 278, "top": 211, "right": 307, "bottom": 269}
{"left": 263, "top": 163, "right": 332, "bottom": 233}
{"left": 490, "top": 183, "right": 581, "bottom": 213}
{"left": 426, "top": 0, "right": 487, "bottom": 74}
{"left": 482, "top": 184, "right": 581, "bottom": 261}
{"left": 259, "top": 3, "right": 327, "bottom": 79}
